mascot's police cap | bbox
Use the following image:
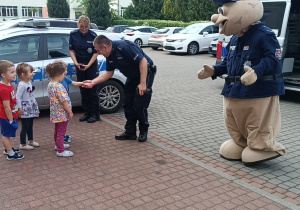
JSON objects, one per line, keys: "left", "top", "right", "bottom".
{"left": 212, "top": 0, "right": 239, "bottom": 6}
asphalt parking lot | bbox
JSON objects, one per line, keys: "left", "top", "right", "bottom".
{"left": 1, "top": 48, "right": 300, "bottom": 209}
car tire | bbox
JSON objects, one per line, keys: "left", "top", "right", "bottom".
{"left": 97, "top": 80, "right": 124, "bottom": 114}
{"left": 151, "top": 47, "right": 159, "bottom": 50}
{"left": 134, "top": 39, "right": 143, "bottom": 47}
{"left": 187, "top": 42, "right": 199, "bottom": 55}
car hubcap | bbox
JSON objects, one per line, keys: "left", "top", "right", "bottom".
{"left": 98, "top": 85, "right": 120, "bottom": 110}
{"left": 189, "top": 44, "right": 197, "bottom": 54}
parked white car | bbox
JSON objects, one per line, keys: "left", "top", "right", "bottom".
{"left": 148, "top": 27, "right": 183, "bottom": 50}
{"left": 163, "top": 22, "right": 219, "bottom": 55}
{"left": 123, "top": 26, "right": 157, "bottom": 47}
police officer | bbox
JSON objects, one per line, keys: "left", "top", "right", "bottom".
{"left": 83, "top": 35, "right": 155, "bottom": 142}
{"left": 69, "top": 15, "right": 100, "bottom": 123}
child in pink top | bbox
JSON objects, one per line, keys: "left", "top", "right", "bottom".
{"left": 46, "top": 60, "right": 74, "bottom": 157}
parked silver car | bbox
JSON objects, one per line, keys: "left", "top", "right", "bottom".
{"left": 0, "top": 21, "right": 126, "bottom": 113}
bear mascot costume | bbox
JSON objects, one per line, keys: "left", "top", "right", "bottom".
{"left": 198, "top": 0, "right": 286, "bottom": 165}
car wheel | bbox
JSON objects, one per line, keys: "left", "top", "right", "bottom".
{"left": 187, "top": 42, "right": 199, "bottom": 55}
{"left": 97, "top": 80, "right": 124, "bottom": 114}
{"left": 134, "top": 39, "right": 143, "bottom": 47}
{"left": 151, "top": 47, "right": 159, "bottom": 50}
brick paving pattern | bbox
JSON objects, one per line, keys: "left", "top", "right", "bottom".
{"left": 1, "top": 49, "right": 300, "bottom": 209}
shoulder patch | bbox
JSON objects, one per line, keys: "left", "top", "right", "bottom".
{"left": 90, "top": 30, "right": 97, "bottom": 37}
{"left": 70, "top": 29, "right": 79, "bottom": 34}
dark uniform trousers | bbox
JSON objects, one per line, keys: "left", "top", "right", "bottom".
{"left": 76, "top": 60, "right": 99, "bottom": 116}
{"left": 123, "top": 71, "right": 155, "bottom": 134}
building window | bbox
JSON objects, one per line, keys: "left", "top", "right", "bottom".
{"left": 0, "top": 6, "right": 18, "bottom": 17}
{"left": 22, "top": 7, "right": 42, "bottom": 17}
{"left": 120, "top": 8, "right": 126, "bottom": 17}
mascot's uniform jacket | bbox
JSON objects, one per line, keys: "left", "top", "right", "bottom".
{"left": 212, "top": 23, "right": 286, "bottom": 154}
{"left": 69, "top": 29, "right": 100, "bottom": 117}
{"left": 106, "top": 40, "right": 155, "bottom": 135}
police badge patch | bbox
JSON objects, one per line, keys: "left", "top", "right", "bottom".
{"left": 275, "top": 49, "right": 282, "bottom": 60}
{"left": 87, "top": 48, "right": 93, "bottom": 53}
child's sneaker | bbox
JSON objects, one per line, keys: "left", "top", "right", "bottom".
{"left": 28, "top": 141, "right": 40, "bottom": 147}
{"left": 56, "top": 150, "right": 74, "bottom": 157}
{"left": 3, "top": 148, "right": 20, "bottom": 155}
{"left": 19, "top": 144, "right": 34, "bottom": 150}
{"left": 64, "top": 135, "right": 72, "bottom": 143}
{"left": 7, "top": 153, "right": 25, "bottom": 160}
{"left": 54, "top": 144, "right": 70, "bottom": 151}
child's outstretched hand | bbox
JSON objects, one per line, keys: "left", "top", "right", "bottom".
{"left": 18, "top": 108, "right": 24, "bottom": 117}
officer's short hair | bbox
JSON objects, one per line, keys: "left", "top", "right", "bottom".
{"left": 94, "top": 35, "right": 112, "bottom": 48}
{"left": 78, "top": 15, "right": 90, "bottom": 26}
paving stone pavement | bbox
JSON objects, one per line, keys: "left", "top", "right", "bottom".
{"left": 1, "top": 48, "right": 300, "bottom": 209}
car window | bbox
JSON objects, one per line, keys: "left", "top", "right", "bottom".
{"left": 213, "top": 26, "right": 219, "bottom": 33}
{"left": 139, "top": 28, "right": 151, "bottom": 33}
{"left": 262, "top": 2, "right": 286, "bottom": 36}
{"left": 120, "top": 26, "right": 128, "bottom": 32}
{"left": 106, "top": 27, "right": 114, "bottom": 32}
{"left": 150, "top": 28, "right": 157, "bottom": 33}
{"left": 0, "top": 36, "right": 40, "bottom": 63}
{"left": 173, "top": 28, "right": 183, "bottom": 34}
{"left": 200, "top": 25, "right": 214, "bottom": 34}
{"left": 47, "top": 35, "right": 69, "bottom": 59}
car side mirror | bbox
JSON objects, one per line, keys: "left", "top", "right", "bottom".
{"left": 202, "top": 32, "right": 209, "bottom": 36}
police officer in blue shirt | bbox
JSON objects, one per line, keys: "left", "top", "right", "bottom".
{"left": 84, "top": 35, "right": 156, "bottom": 142}
{"left": 69, "top": 15, "right": 100, "bottom": 123}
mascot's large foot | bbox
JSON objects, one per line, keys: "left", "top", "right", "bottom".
{"left": 219, "top": 140, "right": 245, "bottom": 161}
{"left": 241, "top": 146, "right": 283, "bottom": 166}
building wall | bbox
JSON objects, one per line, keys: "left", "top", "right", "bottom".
{"left": 0, "top": 0, "right": 131, "bottom": 21}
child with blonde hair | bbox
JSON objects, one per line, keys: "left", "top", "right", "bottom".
{"left": 16, "top": 63, "right": 40, "bottom": 150}
{"left": 0, "top": 60, "right": 24, "bottom": 160}
{"left": 46, "top": 60, "right": 74, "bottom": 157}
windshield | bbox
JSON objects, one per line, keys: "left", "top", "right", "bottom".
{"left": 262, "top": 2, "right": 286, "bottom": 37}
{"left": 123, "top": 28, "right": 136, "bottom": 33}
{"left": 153, "top": 28, "right": 169, "bottom": 34}
{"left": 106, "top": 27, "right": 114, "bottom": 32}
{"left": 180, "top": 25, "right": 203, "bottom": 34}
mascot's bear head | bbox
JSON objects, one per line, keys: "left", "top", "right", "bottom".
{"left": 211, "top": 0, "right": 263, "bottom": 37}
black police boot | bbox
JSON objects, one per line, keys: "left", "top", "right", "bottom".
{"left": 87, "top": 114, "right": 100, "bottom": 123}
{"left": 115, "top": 132, "right": 137, "bottom": 140}
{"left": 79, "top": 113, "right": 90, "bottom": 122}
{"left": 138, "top": 131, "right": 148, "bottom": 142}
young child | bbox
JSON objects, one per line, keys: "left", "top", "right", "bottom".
{"left": 0, "top": 60, "right": 24, "bottom": 160}
{"left": 16, "top": 63, "right": 40, "bottom": 150}
{"left": 46, "top": 60, "right": 74, "bottom": 157}
{"left": 61, "top": 69, "right": 83, "bottom": 143}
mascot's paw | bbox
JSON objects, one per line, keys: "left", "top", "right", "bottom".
{"left": 197, "top": 65, "right": 215, "bottom": 79}
{"left": 219, "top": 139, "right": 245, "bottom": 160}
{"left": 241, "top": 66, "right": 257, "bottom": 86}
{"left": 241, "top": 146, "right": 284, "bottom": 166}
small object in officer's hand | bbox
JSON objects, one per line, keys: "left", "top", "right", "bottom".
{"left": 136, "top": 88, "right": 149, "bottom": 95}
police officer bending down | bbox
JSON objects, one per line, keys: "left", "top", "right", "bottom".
{"left": 83, "top": 35, "right": 155, "bottom": 142}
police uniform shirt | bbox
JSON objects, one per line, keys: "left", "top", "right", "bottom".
{"left": 213, "top": 22, "right": 285, "bottom": 99}
{"left": 69, "top": 29, "right": 97, "bottom": 61}
{"left": 106, "top": 40, "right": 153, "bottom": 80}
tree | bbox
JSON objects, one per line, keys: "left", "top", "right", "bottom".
{"left": 86, "top": 0, "right": 111, "bottom": 28}
{"left": 174, "top": 0, "right": 189, "bottom": 22}
{"left": 124, "top": 0, "right": 164, "bottom": 20}
{"left": 162, "top": 0, "right": 176, "bottom": 20}
{"left": 47, "top": 0, "right": 70, "bottom": 18}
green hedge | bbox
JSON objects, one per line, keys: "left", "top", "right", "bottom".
{"left": 112, "top": 19, "right": 208, "bottom": 29}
